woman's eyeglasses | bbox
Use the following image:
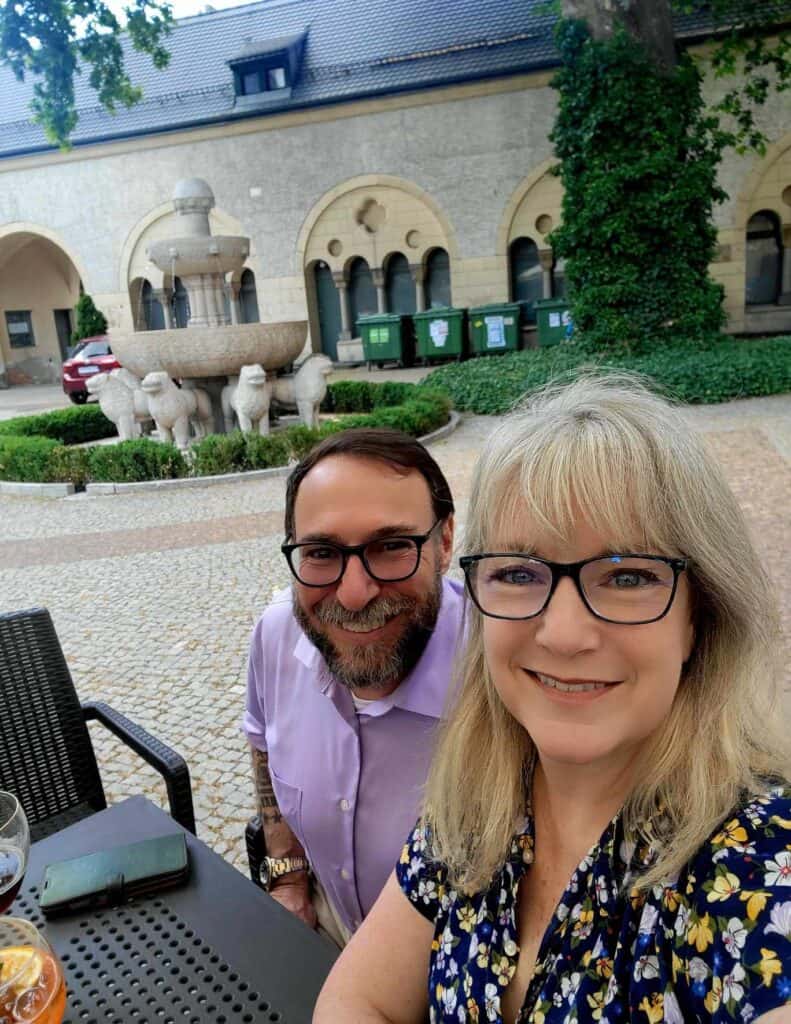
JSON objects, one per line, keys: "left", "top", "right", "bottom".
{"left": 460, "top": 553, "right": 688, "bottom": 625}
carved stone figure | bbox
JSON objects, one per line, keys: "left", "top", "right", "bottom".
{"left": 271, "top": 354, "right": 333, "bottom": 429}
{"left": 221, "top": 364, "right": 272, "bottom": 434}
{"left": 86, "top": 369, "right": 151, "bottom": 441}
{"left": 140, "top": 371, "right": 212, "bottom": 448}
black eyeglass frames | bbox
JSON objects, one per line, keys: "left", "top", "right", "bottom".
{"left": 282, "top": 519, "right": 444, "bottom": 587}
{"left": 460, "top": 552, "right": 689, "bottom": 625}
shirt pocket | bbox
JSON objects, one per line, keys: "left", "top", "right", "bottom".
{"left": 268, "top": 765, "right": 306, "bottom": 853}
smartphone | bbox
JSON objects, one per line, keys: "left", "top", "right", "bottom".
{"left": 39, "top": 832, "right": 189, "bottom": 917}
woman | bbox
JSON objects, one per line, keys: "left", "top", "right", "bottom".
{"left": 314, "top": 373, "right": 791, "bottom": 1023}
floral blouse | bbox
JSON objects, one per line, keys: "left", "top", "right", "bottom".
{"left": 397, "top": 785, "right": 791, "bottom": 1023}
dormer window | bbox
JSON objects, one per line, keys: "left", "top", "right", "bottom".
{"left": 228, "top": 31, "right": 306, "bottom": 110}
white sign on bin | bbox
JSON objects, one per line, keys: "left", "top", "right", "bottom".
{"left": 549, "top": 312, "right": 562, "bottom": 328}
{"left": 429, "top": 319, "right": 449, "bottom": 347}
{"left": 484, "top": 315, "right": 506, "bottom": 348}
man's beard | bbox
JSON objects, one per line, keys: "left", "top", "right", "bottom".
{"left": 293, "top": 574, "right": 443, "bottom": 692}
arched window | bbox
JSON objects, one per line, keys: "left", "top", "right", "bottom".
{"left": 348, "top": 257, "right": 377, "bottom": 332}
{"left": 312, "top": 261, "right": 342, "bottom": 361}
{"left": 509, "top": 237, "right": 542, "bottom": 322}
{"left": 552, "top": 257, "right": 567, "bottom": 300}
{"left": 384, "top": 253, "right": 416, "bottom": 313}
{"left": 424, "top": 248, "right": 451, "bottom": 308}
{"left": 240, "top": 268, "right": 260, "bottom": 323}
{"left": 746, "top": 211, "right": 782, "bottom": 306}
{"left": 173, "top": 277, "right": 190, "bottom": 328}
{"left": 141, "top": 280, "right": 165, "bottom": 331}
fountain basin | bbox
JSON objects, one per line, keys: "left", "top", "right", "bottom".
{"left": 110, "top": 321, "right": 308, "bottom": 379}
{"left": 148, "top": 235, "right": 250, "bottom": 277}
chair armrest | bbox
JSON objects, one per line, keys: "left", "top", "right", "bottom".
{"left": 82, "top": 700, "right": 196, "bottom": 835}
{"left": 245, "top": 814, "right": 267, "bottom": 888}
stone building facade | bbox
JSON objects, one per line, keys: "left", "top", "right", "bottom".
{"left": 0, "top": 0, "right": 789, "bottom": 384}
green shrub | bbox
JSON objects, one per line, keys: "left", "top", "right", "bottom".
{"left": 422, "top": 337, "right": 791, "bottom": 414}
{"left": 326, "top": 380, "right": 375, "bottom": 413}
{"left": 71, "top": 294, "right": 108, "bottom": 343}
{"left": 0, "top": 435, "right": 60, "bottom": 482}
{"left": 244, "top": 432, "right": 291, "bottom": 470}
{"left": 0, "top": 404, "right": 115, "bottom": 445}
{"left": 47, "top": 445, "right": 91, "bottom": 487}
{"left": 191, "top": 432, "right": 249, "bottom": 476}
{"left": 87, "top": 439, "right": 188, "bottom": 483}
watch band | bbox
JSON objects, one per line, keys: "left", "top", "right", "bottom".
{"left": 261, "top": 855, "right": 309, "bottom": 891}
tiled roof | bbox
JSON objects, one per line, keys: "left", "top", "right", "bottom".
{"left": 0, "top": 0, "right": 783, "bottom": 159}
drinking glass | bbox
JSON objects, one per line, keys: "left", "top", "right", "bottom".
{"left": 0, "top": 793, "right": 29, "bottom": 915}
{"left": 0, "top": 918, "right": 66, "bottom": 1024}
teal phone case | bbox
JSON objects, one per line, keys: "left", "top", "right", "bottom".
{"left": 40, "top": 832, "right": 189, "bottom": 916}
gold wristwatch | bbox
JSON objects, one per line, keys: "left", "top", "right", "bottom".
{"left": 260, "top": 855, "right": 309, "bottom": 891}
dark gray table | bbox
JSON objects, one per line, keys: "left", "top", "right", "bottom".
{"left": 10, "top": 795, "right": 337, "bottom": 1024}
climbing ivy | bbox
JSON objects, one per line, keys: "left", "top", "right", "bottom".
{"left": 549, "top": 19, "right": 728, "bottom": 353}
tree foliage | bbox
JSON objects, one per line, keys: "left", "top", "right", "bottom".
{"left": 71, "top": 293, "right": 109, "bottom": 342}
{"left": 0, "top": 0, "right": 172, "bottom": 148}
{"left": 549, "top": 19, "right": 727, "bottom": 352}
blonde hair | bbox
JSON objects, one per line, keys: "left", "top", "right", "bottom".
{"left": 424, "top": 371, "right": 789, "bottom": 893}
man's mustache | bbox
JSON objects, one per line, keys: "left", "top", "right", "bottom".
{"left": 312, "top": 594, "right": 415, "bottom": 630}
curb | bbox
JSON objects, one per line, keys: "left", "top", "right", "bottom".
{"left": 0, "top": 480, "right": 75, "bottom": 498}
{"left": 0, "top": 411, "right": 462, "bottom": 499}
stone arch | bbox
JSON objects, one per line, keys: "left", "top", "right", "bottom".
{"left": 0, "top": 224, "right": 86, "bottom": 383}
{"left": 734, "top": 131, "right": 791, "bottom": 232}
{"left": 497, "top": 159, "right": 562, "bottom": 255}
{"left": 296, "top": 174, "right": 458, "bottom": 275}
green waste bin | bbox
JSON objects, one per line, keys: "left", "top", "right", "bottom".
{"left": 413, "top": 307, "right": 466, "bottom": 363}
{"left": 535, "top": 298, "right": 572, "bottom": 347}
{"left": 357, "top": 313, "right": 414, "bottom": 368}
{"left": 468, "top": 303, "right": 521, "bottom": 355}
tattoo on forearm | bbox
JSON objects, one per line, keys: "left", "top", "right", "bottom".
{"left": 252, "top": 749, "right": 279, "bottom": 809}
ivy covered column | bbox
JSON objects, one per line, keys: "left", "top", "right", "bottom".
{"left": 549, "top": 17, "right": 726, "bottom": 351}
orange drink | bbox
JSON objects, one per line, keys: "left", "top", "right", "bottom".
{"left": 0, "top": 920, "right": 66, "bottom": 1024}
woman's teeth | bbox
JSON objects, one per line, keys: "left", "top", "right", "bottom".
{"left": 534, "top": 672, "right": 611, "bottom": 693}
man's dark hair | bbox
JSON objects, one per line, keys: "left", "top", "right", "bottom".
{"left": 284, "top": 428, "right": 454, "bottom": 538}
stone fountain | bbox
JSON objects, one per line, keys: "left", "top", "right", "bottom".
{"left": 110, "top": 178, "right": 307, "bottom": 431}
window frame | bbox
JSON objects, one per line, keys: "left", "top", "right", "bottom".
{"left": 4, "top": 310, "right": 35, "bottom": 349}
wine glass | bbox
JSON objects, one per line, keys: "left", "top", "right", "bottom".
{"left": 0, "top": 792, "right": 29, "bottom": 915}
{"left": 0, "top": 918, "right": 66, "bottom": 1024}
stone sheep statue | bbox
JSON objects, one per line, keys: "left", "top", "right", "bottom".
{"left": 140, "top": 371, "right": 213, "bottom": 448}
{"left": 271, "top": 353, "right": 333, "bottom": 429}
{"left": 221, "top": 364, "right": 272, "bottom": 435}
{"left": 86, "top": 368, "right": 151, "bottom": 442}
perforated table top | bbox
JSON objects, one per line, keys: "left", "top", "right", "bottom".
{"left": 9, "top": 797, "right": 337, "bottom": 1024}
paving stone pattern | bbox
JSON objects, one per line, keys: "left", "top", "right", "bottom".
{"left": 0, "top": 393, "right": 789, "bottom": 881}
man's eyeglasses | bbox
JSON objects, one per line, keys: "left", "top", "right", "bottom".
{"left": 459, "top": 553, "right": 689, "bottom": 625}
{"left": 282, "top": 520, "right": 443, "bottom": 587}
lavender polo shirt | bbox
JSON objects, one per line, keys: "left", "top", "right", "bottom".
{"left": 242, "top": 577, "right": 464, "bottom": 934}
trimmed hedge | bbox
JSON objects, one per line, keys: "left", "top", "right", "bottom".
{"left": 422, "top": 336, "right": 791, "bottom": 415}
{"left": 0, "top": 381, "right": 452, "bottom": 486}
{"left": 0, "top": 404, "right": 115, "bottom": 445}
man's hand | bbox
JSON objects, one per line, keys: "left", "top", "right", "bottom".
{"left": 271, "top": 871, "right": 317, "bottom": 929}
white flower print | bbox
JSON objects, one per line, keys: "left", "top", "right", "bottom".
{"left": 688, "top": 956, "right": 710, "bottom": 982}
{"left": 448, "top": 957, "right": 459, "bottom": 978}
{"left": 560, "top": 971, "right": 582, "bottom": 1000}
{"left": 441, "top": 929, "right": 455, "bottom": 956}
{"left": 441, "top": 984, "right": 458, "bottom": 1015}
{"left": 556, "top": 902, "right": 570, "bottom": 922}
{"left": 674, "top": 903, "right": 690, "bottom": 939}
{"left": 765, "top": 900, "right": 791, "bottom": 939}
{"left": 763, "top": 850, "right": 791, "bottom": 886}
{"left": 419, "top": 879, "right": 437, "bottom": 904}
{"left": 409, "top": 856, "right": 422, "bottom": 878}
{"left": 741, "top": 1002, "right": 756, "bottom": 1022}
{"left": 723, "top": 917, "right": 748, "bottom": 957}
{"left": 595, "top": 874, "right": 609, "bottom": 903}
{"left": 633, "top": 954, "right": 659, "bottom": 981}
{"left": 723, "top": 962, "right": 746, "bottom": 1004}
{"left": 663, "top": 988, "right": 685, "bottom": 1024}
{"left": 484, "top": 982, "right": 500, "bottom": 1022}
{"left": 457, "top": 1005, "right": 467, "bottom": 1023}
{"left": 638, "top": 904, "right": 659, "bottom": 935}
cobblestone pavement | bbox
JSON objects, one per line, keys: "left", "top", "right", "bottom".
{"left": 0, "top": 391, "right": 789, "bottom": 879}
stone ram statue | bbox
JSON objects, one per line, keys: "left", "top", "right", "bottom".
{"left": 221, "top": 364, "right": 272, "bottom": 435}
{"left": 271, "top": 353, "right": 333, "bottom": 429}
{"left": 86, "top": 368, "right": 151, "bottom": 441}
{"left": 140, "top": 371, "right": 213, "bottom": 448}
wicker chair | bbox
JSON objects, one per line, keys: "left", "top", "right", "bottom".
{"left": 0, "top": 607, "right": 195, "bottom": 841}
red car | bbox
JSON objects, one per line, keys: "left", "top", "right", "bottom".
{"left": 61, "top": 336, "right": 120, "bottom": 404}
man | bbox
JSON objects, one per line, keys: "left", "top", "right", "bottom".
{"left": 243, "top": 427, "right": 463, "bottom": 946}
